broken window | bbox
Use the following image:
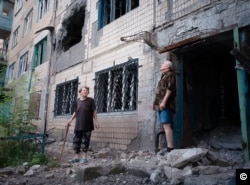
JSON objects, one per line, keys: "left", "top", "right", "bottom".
{"left": 95, "top": 59, "right": 138, "bottom": 113}
{"left": 34, "top": 37, "right": 47, "bottom": 68}
{"left": 38, "top": 0, "right": 50, "bottom": 20}
{"left": 98, "top": 0, "right": 139, "bottom": 29}
{"left": 60, "top": 5, "right": 85, "bottom": 51}
{"left": 54, "top": 78, "right": 78, "bottom": 116}
{"left": 18, "top": 52, "right": 28, "bottom": 77}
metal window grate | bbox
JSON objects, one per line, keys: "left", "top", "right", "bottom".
{"left": 95, "top": 59, "right": 138, "bottom": 113}
{"left": 54, "top": 78, "right": 78, "bottom": 116}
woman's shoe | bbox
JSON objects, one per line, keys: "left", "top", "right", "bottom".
{"left": 80, "top": 158, "right": 88, "bottom": 164}
{"left": 69, "top": 158, "right": 80, "bottom": 163}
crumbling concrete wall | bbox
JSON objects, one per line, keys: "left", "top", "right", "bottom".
{"left": 53, "top": 0, "right": 87, "bottom": 73}
{"left": 155, "top": 0, "right": 250, "bottom": 49}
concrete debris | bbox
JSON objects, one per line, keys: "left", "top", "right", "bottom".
{"left": 0, "top": 126, "right": 248, "bottom": 185}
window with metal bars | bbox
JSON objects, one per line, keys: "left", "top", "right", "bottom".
{"left": 95, "top": 59, "right": 138, "bottom": 113}
{"left": 54, "top": 78, "right": 78, "bottom": 116}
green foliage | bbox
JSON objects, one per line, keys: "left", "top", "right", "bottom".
{"left": 0, "top": 140, "right": 59, "bottom": 168}
{"left": 30, "top": 152, "right": 47, "bottom": 166}
{"left": 0, "top": 74, "right": 39, "bottom": 136}
{"left": 0, "top": 71, "right": 48, "bottom": 168}
{"left": 44, "top": 156, "right": 60, "bottom": 168}
{"left": 0, "top": 140, "right": 40, "bottom": 167}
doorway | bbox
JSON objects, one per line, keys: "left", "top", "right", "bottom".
{"left": 174, "top": 30, "right": 241, "bottom": 138}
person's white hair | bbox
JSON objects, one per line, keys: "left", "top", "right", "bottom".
{"left": 160, "top": 60, "right": 173, "bottom": 72}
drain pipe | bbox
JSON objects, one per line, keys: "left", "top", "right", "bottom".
{"left": 152, "top": 0, "right": 159, "bottom": 152}
{"left": 34, "top": 26, "right": 55, "bottom": 135}
{"left": 233, "top": 27, "right": 250, "bottom": 161}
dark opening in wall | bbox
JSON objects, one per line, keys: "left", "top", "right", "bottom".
{"left": 61, "top": 5, "right": 85, "bottom": 51}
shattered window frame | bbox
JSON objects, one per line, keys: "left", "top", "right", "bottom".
{"left": 18, "top": 51, "right": 28, "bottom": 77}
{"left": 34, "top": 37, "right": 47, "bottom": 68}
{"left": 98, "top": 0, "right": 139, "bottom": 29}
{"left": 94, "top": 59, "right": 138, "bottom": 113}
{"left": 54, "top": 78, "right": 79, "bottom": 117}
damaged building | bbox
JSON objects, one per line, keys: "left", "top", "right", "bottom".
{"left": 1, "top": 0, "right": 250, "bottom": 160}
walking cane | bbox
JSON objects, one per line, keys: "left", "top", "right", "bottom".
{"left": 59, "top": 124, "right": 69, "bottom": 161}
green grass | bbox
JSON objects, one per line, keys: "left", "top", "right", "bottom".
{"left": 0, "top": 140, "right": 59, "bottom": 168}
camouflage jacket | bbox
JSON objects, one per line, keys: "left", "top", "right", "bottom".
{"left": 153, "top": 70, "right": 176, "bottom": 112}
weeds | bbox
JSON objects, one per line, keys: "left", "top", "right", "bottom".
{"left": 0, "top": 140, "right": 59, "bottom": 168}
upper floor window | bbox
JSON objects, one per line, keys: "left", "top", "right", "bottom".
{"left": 33, "top": 37, "right": 47, "bottom": 68}
{"left": 15, "top": 0, "right": 22, "bottom": 14}
{"left": 23, "top": 9, "right": 33, "bottom": 37}
{"left": 54, "top": 78, "right": 78, "bottom": 116}
{"left": 98, "top": 0, "right": 139, "bottom": 29}
{"left": 7, "top": 62, "right": 15, "bottom": 82}
{"left": 95, "top": 59, "right": 138, "bottom": 113}
{"left": 18, "top": 52, "right": 28, "bottom": 76}
{"left": 38, "top": 0, "right": 50, "bottom": 20}
{"left": 12, "top": 26, "right": 19, "bottom": 48}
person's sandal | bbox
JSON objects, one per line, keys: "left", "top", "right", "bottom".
{"left": 80, "top": 158, "right": 88, "bottom": 164}
{"left": 69, "top": 158, "right": 80, "bottom": 163}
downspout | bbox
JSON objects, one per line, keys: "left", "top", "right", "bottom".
{"left": 233, "top": 27, "right": 250, "bottom": 161}
{"left": 33, "top": 26, "right": 54, "bottom": 136}
{"left": 153, "top": 0, "right": 159, "bottom": 152}
{"left": 27, "top": 49, "right": 36, "bottom": 92}
{"left": 42, "top": 5, "right": 57, "bottom": 135}
{"left": 34, "top": 4, "right": 56, "bottom": 148}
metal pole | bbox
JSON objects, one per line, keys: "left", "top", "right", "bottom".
{"left": 233, "top": 27, "right": 250, "bottom": 161}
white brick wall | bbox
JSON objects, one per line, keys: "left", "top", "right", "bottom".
{"left": 45, "top": 0, "right": 158, "bottom": 150}
{"left": 6, "top": 0, "right": 250, "bottom": 151}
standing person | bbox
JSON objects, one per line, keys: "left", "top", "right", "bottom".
{"left": 67, "top": 86, "right": 99, "bottom": 163}
{"left": 153, "top": 60, "right": 176, "bottom": 155}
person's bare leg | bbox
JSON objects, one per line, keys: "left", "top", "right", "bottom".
{"left": 75, "top": 153, "right": 81, "bottom": 159}
{"left": 163, "top": 124, "right": 174, "bottom": 148}
{"left": 82, "top": 152, "right": 87, "bottom": 159}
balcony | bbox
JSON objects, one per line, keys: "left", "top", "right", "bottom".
{"left": 0, "top": 0, "right": 14, "bottom": 39}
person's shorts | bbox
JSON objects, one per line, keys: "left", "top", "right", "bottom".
{"left": 158, "top": 109, "right": 173, "bottom": 124}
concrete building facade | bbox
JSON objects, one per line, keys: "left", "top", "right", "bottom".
{"left": 4, "top": 0, "right": 250, "bottom": 159}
